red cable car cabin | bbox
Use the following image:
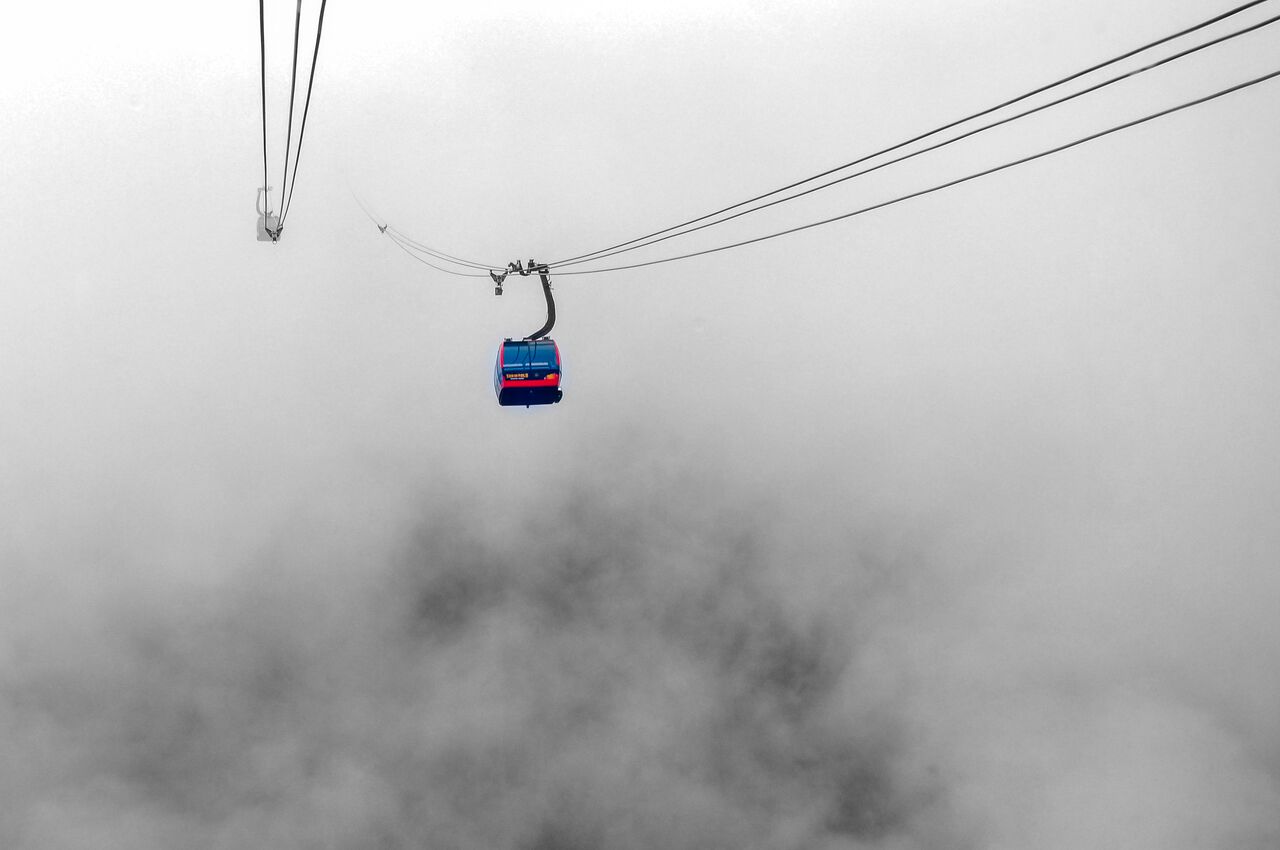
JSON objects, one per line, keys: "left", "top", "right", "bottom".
{"left": 494, "top": 338, "right": 562, "bottom": 406}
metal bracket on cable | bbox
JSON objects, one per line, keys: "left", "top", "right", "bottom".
{"left": 490, "top": 258, "right": 555, "bottom": 338}
{"left": 489, "top": 267, "right": 509, "bottom": 295}
{"left": 490, "top": 259, "right": 550, "bottom": 296}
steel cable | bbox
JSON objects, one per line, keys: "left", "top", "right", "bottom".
{"left": 386, "top": 231, "right": 490, "bottom": 277}
{"left": 551, "top": 10, "right": 1280, "bottom": 270}
{"left": 547, "top": 0, "right": 1274, "bottom": 268}
{"left": 351, "top": 190, "right": 500, "bottom": 272}
{"left": 387, "top": 226, "right": 503, "bottom": 270}
{"left": 549, "top": 68, "right": 1280, "bottom": 276}
{"left": 258, "top": 0, "right": 270, "bottom": 216}
{"left": 279, "top": 0, "right": 328, "bottom": 227}
{"left": 276, "top": 0, "right": 303, "bottom": 232}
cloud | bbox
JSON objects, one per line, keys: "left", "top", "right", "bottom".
{"left": 4, "top": 3, "right": 1280, "bottom": 847}
{"left": 5, "top": 401, "right": 1280, "bottom": 849}
{"left": 1, "top": 427, "right": 924, "bottom": 849}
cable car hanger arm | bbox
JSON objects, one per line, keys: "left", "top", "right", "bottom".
{"left": 491, "top": 260, "right": 556, "bottom": 340}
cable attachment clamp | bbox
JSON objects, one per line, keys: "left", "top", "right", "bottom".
{"left": 490, "top": 267, "right": 510, "bottom": 295}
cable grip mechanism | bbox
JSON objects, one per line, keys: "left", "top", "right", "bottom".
{"left": 489, "top": 258, "right": 548, "bottom": 296}
{"left": 490, "top": 259, "right": 555, "bottom": 339}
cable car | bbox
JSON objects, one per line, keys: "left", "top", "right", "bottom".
{"left": 490, "top": 261, "right": 563, "bottom": 407}
{"left": 256, "top": 188, "right": 280, "bottom": 242}
{"left": 257, "top": 213, "right": 281, "bottom": 242}
{"left": 494, "top": 338, "right": 562, "bottom": 406}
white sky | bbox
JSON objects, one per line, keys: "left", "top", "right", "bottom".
{"left": 2, "top": 1, "right": 1279, "bottom": 847}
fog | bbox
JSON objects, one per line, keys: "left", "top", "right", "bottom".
{"left": 3, "top": 1, "right": 1279, "bottom": 847}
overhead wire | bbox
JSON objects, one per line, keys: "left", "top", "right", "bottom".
{"left": 278, "top": 0, "right": 328, "bottom": 227}
{"left": 548, "top": 67, "right": 1280, "bottom": 276}
{"left": 549, "top": 9, "right": 1280, "bottom": 271}
{"left": 350, "top": 189, "right": 494, "bottom": 276}
{"left": 386, "top": 231, "right": 491, "bottom": 278}
{"left": 258, "top": 0, "right": 270, "bottom": 215}
{"left": 277, "top": 0, "right": 304, "bottom": 231}
{"left": 388, "top": 226, "right": 502, "bottom": 270}
{"left": 255, "top": 0, "right": 326, "bottom": 237}
{"left": 547, "top": 0, "right": 1275, "bottom": 268}
{"left": 368, "top": 1, "right": 1277, "bottom": 281}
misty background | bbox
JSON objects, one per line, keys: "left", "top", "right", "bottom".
{"left": 2, "top": 0, "right": 1279, "bottom": 847}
